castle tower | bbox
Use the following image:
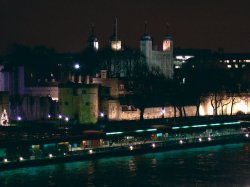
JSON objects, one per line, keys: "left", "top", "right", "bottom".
{"left": 140, "top": 22, "right": 152, "bottom": 64}
{"left": 87, "top": 24, "right": 99, "bottom": 51}
{"left": 162, "top": 24, "right": 174, "bottom": 79}
{"left": 162, "top": 24, "right": 173, "bottom": 54}
{"left": 110, "top": 18, "right": 122, "bottom": 51}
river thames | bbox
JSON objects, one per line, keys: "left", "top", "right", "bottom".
{"left": 1, "top": 143, "right": 250, "bottom": 187}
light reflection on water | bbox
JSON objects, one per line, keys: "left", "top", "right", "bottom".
{"left": 1, "top": 143, "right": 250, "bottom": 186}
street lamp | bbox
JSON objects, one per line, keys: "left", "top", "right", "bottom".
{"left": 17, "top": 116, "right": 22, "bottom": 126}
{"left": 74, "top": 63, "right": 80, "bottom": 69}
{"left": 48, "top": 114, "right": 51, "bottom": 119}
{"left": 58, "top": 114, "right": 63, "bottom": 126}
{"left": 100, "top": 112, "right": 105, "bottom": 118}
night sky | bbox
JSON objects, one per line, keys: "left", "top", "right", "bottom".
{"left": 1, "top": 0, "right": 250, "bottom": 54}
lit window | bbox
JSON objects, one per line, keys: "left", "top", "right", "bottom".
{"left": 163, "top": 40, "right": 171, "bottom": 52}
{"left": 111, "top": 41, "right": 122, "bottom": 51}
{"left": 94, "top": 41, "right": 99, "bottom": 50}
{"left": 235, "top": 64, "right": 238, "bottom": 68}
{"left": 227, "top": 65, "right": 232, "bottom": 68}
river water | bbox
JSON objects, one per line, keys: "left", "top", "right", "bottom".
{"left": 1, "top": 143, "right": 250, "bottom": 187}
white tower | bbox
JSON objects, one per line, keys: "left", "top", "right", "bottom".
{"left": 140, "top": 22, "right": 152, "bottom": 64}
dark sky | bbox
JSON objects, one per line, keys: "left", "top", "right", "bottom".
{"left": 1, "top": 0, "right": 250, "bottom": 54}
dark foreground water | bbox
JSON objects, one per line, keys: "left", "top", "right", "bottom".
{"left": 1, "top": 143, "right": 250, "bottom": 187}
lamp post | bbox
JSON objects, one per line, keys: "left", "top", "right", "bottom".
{"left": 58, "top": 114, "right": 62, "bottom": 126}
{"left": 17, "top": 116, "right": 22, "bottom": 126}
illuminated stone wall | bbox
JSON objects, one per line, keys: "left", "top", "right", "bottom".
{"left": 115, "top": 95, "right": 250, "bottom": 120}
{"left": 119, "top": 109, "right": 140, "bottom": 120}
{"left": 59, "top": 85, "right": 99, "bottom": 124}
{"left": 199, "top": 95, "right": 250, "bottom": 116}
{"left": 102, "top": 100, "right": 120, "bottom": 120}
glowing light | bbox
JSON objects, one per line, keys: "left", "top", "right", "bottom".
{"left": 208, "top": 137, "right": 212, "bottom": 141}
{"left": 94, "top": 41, "right": 99, "bottom": 50}
{"left": 129, "top": 146, "right": 133, "bottom": 151}
{"left": 17, "top": 116, "right": 22, "bottom": 121}
{"left": 245, "top": 134, "right": 249, "bottom": 138}
{"left": 210, "top": 123, "right": 221, "bottom": 126}
{"left": 48, "top": 114, "right": 51, "bottom": 119}
{"left": 199, "top": 138, "right": 202, "bottom": 142}
{"left": 0, "top": 109, "right": 9, "bottom": 126}
{"left": 234, "top": 101, "right": 247, "bottom": 114}
{"left": 192, "top": 124, "right": 207, "bottom": 128}
{"left": 3, "top": 158, "right": 8, "bottom": 163}
{"left": 74, "top": 64, "right": 80, "bottom": 69}
{"left": 65, "top": 117, "right": 69, "bottom": 122}
{"left": 223, "top": 122, "right": 241, "bottom": 125}
{"left": 19, "top": 157, "right": 23, "bottom": 161}
{"left": 199, "top": 106, "right": 205, "bottom": 116}
{"left": 63, "top": 153, "right": 66, "bottom": 156}
{"left": 182, "top": 126, "right": 189, "bottom": 129}
{"left": 176, "top": 55, "right": 194, "bottom": 60}
{"left": 49, "top": 154, "right": 53, "bottom": 158}
{"left": 172, "top": 127, "right": 180, "bottom": 130}
{"left": 163, "top": 40, "right": 171, "bottom": 52}
{"left": 179, "top": 140, "right": 183, "bottom": 144}
{"left": 89, "top": 150, "right": 93, "bottom": 154}
{"left": 146, "top": 128, "right": 157, "bottom": 132}
{"left": 208, "top": 105, "right": 214, "bottom": 115}
{"left": 100, "top": 112, "right": 105, "bottom": 117}
{"left": 135, "top": 130, "right": 144, "bottom": 133}
{"left": 58, "top": 115, "right": 62, "bottom": 119}
{"left": 152, "top": 143, "right": 155, "bottom": 148}
{"left": 111, "top": 41, "right": 122, "bottom": 51}
{"left": 106, "top": 132, "right": 123, "bottom": 135}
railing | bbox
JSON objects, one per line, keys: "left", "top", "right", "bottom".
{"left": 1, "top": 130, "right": 249, "bottom": 170}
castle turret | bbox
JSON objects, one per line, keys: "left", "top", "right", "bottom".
{"left": 140, "top": 22, "right": 152, "bottom": 64}
{"left": 110, "top": 18, "right": 122, "bottom": 51}
{"left": 163, "top": 34, "right": 173, "bottom": 54}
{"left": 87, "top": 24, "right": 99, "bottom": 51}
{"left": 162, "top": 24, "right": 173, "bottom": 54}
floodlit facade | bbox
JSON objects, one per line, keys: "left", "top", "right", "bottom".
{"left": 140, "top": 31, "right": 174, "bottom": 79}
{"left": 59, "top": 83, "right": 100, "bottom": 124}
